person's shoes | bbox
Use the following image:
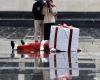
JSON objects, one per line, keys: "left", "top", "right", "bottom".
{"left": 11, "top": 53, "right": 15, "bottom": 58}
{"left": 21, "top": 54, "right": 24, "bottom": 58}
{"left": 21, "top": 40, "right": 25, "bottom": 45}
{"left": 11, "top": 40, "right": 15, "bottom": 49}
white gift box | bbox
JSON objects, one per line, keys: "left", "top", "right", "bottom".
{"left": 49, "top": 51, "right": 79, "bottom": 80}
{"left": 49, "top": 25, "right": 80, "bottom": 51}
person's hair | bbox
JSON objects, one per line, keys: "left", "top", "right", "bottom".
{"left": 51, "top": 0, "right": 53, "bottom": 2}
{"left": 48, "top": 0, "right": 53, "bottom": 2}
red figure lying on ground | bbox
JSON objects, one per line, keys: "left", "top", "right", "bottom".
{"left": 17, "top": 40, "right": 50, "bottom": 54}
{"left": 17, "top": 40, "right": 81, "bottom": 54}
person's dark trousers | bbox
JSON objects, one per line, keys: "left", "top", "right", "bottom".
{"left": 44, "top": 23, "right": 55, "bottom": 40}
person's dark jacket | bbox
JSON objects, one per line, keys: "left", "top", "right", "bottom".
{"left": 32, "top": 1, "right": 44, "bottom": 20}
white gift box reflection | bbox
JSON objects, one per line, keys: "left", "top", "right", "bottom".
{"left": 49, "top": 51, "right": 79, "bottom": 80}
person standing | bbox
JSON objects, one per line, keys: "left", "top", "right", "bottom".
{"left": 42, "top": 0, "right": 57, "bottom": 40}
{"left": 32, "top": 0, "right": 44, "bottom": 41}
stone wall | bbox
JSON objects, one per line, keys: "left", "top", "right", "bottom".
{"left": 0, "top": 0, "right": 100, "bottom": 12}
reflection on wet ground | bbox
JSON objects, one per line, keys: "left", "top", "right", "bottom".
{"left": 0, "top": 50, "right": 98, "bottom": 80}
{"left": 0, "top": 26, "right": 100, "bottom": 80}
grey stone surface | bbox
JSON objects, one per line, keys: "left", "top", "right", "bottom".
{"left": 0, "top": 27, "right": 100, "bottom": 80}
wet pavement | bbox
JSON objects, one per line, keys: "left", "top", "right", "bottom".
{"left": 0, "top": 26, "right": 100, "bottom": 80}
{"left": 0, "top": 38, "right": 100, "bottom": 80}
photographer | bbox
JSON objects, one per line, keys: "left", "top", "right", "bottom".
{"left": 42, "top": 0, "right": 57, "bottom": 40}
